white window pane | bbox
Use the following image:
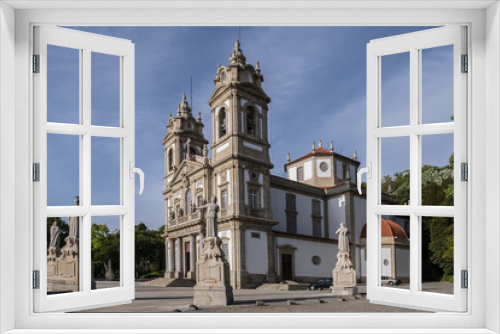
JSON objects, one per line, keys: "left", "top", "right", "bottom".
{"left": 421, "top": 216, "right": 454, "bottom": 295}
{"left": 46, "top": 216, "right": 82, "bottom": 295}
{"left": 91, "top": 137, "right": 121, "bottom": 205}
{"left": 421, "top": 45, "right": 454, "bottom": 124}
{"left": 91, "top": 216, "right": 121, "bottom": 290}
{"left": 91, "top": 52, "right": 121, "bottom": 127}
{"left": 381, "top": 52, "right": 410, "bottom": 127}
{"left": 47, "top": 134, "right": 81, "bottom": 206}
{"left": 381, "top": 136, "right": 410, "bottom": 205}
{"left": 421, "top": 133, "right": 454, "bottom": 206}
{"left": 47, "top": 45, "right": 80, "bottom": 124}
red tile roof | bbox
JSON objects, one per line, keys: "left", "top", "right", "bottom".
{"left": 293, "top": 147, "right": 333, "bottom": 162}
{"left": 359, "top": 219, "right": 409, "bottom": 239}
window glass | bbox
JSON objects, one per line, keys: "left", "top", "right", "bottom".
{"left": 219, "top": 108, "right": 226, "bottom": 138}
{"left": 285, "top": 193, "right": 296, "bottom": 211}
{"left": 91, "top": 52, "right": 120, "bottom": 127}
{"left": 91, "top": 216, "right": 121, "bottom": 290}
{"left": 312, "top": 219, "right": 322, "bottom": 237}
{"left": 381, "top": 52, "right": 410, "bottom": 127}
{"left": 421, "top": 45, "right": 454, "bottom": 124}
{"left": 46, "top": 216, "right": 82, "bottom": 294}
{"left": 221, "top": 189, "right": 228, "bottom": 209}
{"left": 47, "top": 134, "right": 80, "bottom": 206}
{"left": 246, "top": 107, "right": 256, "bottom": 135}
{"left": 286, "top": 214, "right": 297, "bottom": 234}
{"left": 249, "top": 189, "right": 258, "bottom": 208}
{"left": 297, "top": 167, "right": 304, "bottom": 181}
{"left": 47, "top": 45, "right": 80, "bottom": 124}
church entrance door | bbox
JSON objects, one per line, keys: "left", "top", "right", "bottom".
{"left": 185, "top": 242, "right": 191, "bottom": 276}
{"left": 282, "top": 254, "right": 293, "bottom": 281}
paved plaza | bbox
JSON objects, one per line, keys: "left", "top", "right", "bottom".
{"left": 75, "top": 281, "right": 452, "bottom": 313}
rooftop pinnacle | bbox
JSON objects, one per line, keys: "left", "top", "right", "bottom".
{"left": 230, "top": 39, "right": 246, "bottom": 65}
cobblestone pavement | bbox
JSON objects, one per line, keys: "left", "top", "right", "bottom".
{"left": 76, "top": 282, "right": 445, "bottom": 313}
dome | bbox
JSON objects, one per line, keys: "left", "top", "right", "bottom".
{"left": 359, "top": 219, "right": 408, "bottom": 239}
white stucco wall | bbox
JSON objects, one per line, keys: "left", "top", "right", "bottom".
{"left": 218, "top": 230, "right": 232, "bottom": 269}
{"left": 276, "top": 237, "right": 337, "bottom": 278}
{"left": 395, "top": 247, "right": 410, "bottom": 278}
{"left": 360, "top": 247, "right": 367, "bottom": 279}
{"left": 353, "top": 195, "right": 367, "bottom": 243}
{"left": 270, "top": 187, "right": 324, "bottom": 237}
{"left": 304, "top": 160, "right": 313, "bottom": 180}
{"left": 381, "top": 247, "right": 392, "bottom": 277}
{"left": 327, "top": 195, "right": 346, "bottom": 239}
{"left": 316, "top": 158, "right": 332, "bottom": 178}
{"left": 288, "top": 167, "right": 297, "bottom": 181}
{"left": 245, "top": 230, "right": 268, "bottom": 275}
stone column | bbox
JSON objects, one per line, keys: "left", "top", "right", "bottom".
{"left": 166, "top": 238, "right": 175, "bottom": 278}
{"left": 174, "top": 238, "right": 181, "bottom": 279}
{"left": 189, "top": 234, "right": 196, "bottom": 279}
{"left": 197, "top": 233, "right": 204, "bottom": 259}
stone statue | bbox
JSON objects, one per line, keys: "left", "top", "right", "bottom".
{"left": 68, "top": 216, "right": 79, "bottom": 238}
{"left": 186, "top": 138, "right": 192, "bottom": 159}
{"left": 201, "top": 195, "right": 219, "bottom": 238}
{"left": 49, "top": 222, "right": 61, "bottom": 249}
{"left": 336, "top": 222, "right": 350, "bottom": 253}
{"left": 332, "top": 223, "right": 357, "bottom": 295}
{"left": 193, "top": 194, "right": 233, "bottom": 306}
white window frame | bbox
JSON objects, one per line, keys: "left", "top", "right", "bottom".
{"left": 33, "top": 25, "right": 136, "bottom": 313}
{"left": 1, "top": 1, "right": 499, "bottom": 333}
{"left": 366, "top": 26, "right": 467, "bottom": 312}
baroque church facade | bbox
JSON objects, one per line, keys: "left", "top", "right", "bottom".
{"left": 162, "top": 40, "right": 409, "bottom": 289}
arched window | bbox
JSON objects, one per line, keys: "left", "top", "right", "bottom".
{"left": 185, "top": 189, "right": 192, "bottom": 214}
{"left": 168, "top": 149, "right": 173, "bottom": 171}
{"left": 246, "top": 106, "right": 256, "bottom": 135}
{"left": 219, "top": 108, "right": 227, "bottom": 138}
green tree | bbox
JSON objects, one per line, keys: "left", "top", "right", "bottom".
{"left": 381, "top": 153, "right": 455, "bottom": 282}
{"left": 91, "top": 223, "right": 120, "bottom": 278}
{"left": 135, "top": 223, "right": 166, "bottom": 277}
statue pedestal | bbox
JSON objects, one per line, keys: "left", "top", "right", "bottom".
{"left": 47, "top": 237, "right": 80, "bottom": 293}
{"left": 193, "top": 237, "right": 233, "bottom": 307}
{"left": 332, "top": 251, "right": 357, "bottom": 297}
{"left": 331, "top": 286, "right": 358, "bottom": 297}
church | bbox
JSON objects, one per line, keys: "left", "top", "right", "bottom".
{"left": 161, "top": 40, "right": 409, "bottom": 289}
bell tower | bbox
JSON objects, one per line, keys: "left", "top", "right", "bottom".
{"left": 208, "top": 40, "right": 277, "bottom": 288}
{"left": 162, "top": 93, "right": 208, "bottom": 189}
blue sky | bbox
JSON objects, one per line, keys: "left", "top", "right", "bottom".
{"left": 46, "top": 26, "right": 454, "bottom": 230}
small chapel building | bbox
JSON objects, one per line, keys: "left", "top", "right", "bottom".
{"left": 162, "top": 40, "right": 408, "bottom": 288}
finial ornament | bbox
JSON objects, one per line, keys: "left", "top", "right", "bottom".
{"left": 287, "top": 152, "right": 291, "bottom": 163}
{"left": 230, "top": 38, "right": 246, "bottom": 65}
{"left": 256, "top": 60, "right": 261, "bottom": 72}
{"left": 319, "top": 140, "right": 322, "bottom": 148}
{"left": 312, "top": 141, "right": 316, "bottom": 151}
{"left": 330, "top": 140, "right": 334, "bottom": 152}
{"left": 352, "top": 150, "right": 357, "bottom": 161}
{"left": 387, "top": 181, "right": 392, "bottom": 195}
{"left": 198, "top": 112, "right": 202, "bottom": 122}
{"left": 182, "top": 93, "right": 186, "bottom": 101}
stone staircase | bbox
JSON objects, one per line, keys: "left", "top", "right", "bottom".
{"left": 142, "top": 277, "right": 196, "bottom": 288}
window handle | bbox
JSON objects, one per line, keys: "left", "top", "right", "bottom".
{"left": 129, "top": 162, "right": 145, "bottom": 195}
{"left": 357, "top": 162, "right": 371, "bottom": 195}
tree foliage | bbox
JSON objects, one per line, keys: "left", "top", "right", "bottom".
{"left": 135, "top": 223, "right": 166, "bottom": 277}
{"left": 91, "top": 223, "right": 120, "bottom": 278}
{"left": 381, "top": 154, "right": 455, "bottom": 282}
{"left": 88, "top": 222, "right": 166, "bottom": 279}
